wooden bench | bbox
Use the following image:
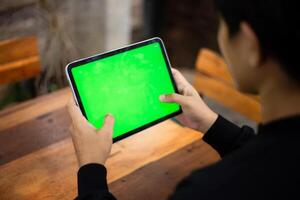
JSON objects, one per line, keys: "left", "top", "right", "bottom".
{"left": 0, "top": 36, "right": 41, "bottom": 84}
{"left": 193, "top": 48, "right": 262, "bottom": 122}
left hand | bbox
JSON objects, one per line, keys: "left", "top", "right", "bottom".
{"left": 67, "top": 98, "right": 115, "bottom": 167}
{"left": 159, "top": 68, "right": 217, "bottom": 133}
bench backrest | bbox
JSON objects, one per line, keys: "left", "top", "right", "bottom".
{"left": 0, "top": 36, "right": 41, "bottom": 84}
{"left": 193, "top": 48, "right": 262, "bottom": 122}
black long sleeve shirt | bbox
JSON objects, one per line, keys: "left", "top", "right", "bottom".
{"left": 76, "top": 115, "right": 300, "bottom": 199}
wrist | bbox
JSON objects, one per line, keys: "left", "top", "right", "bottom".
{"left": 197, "top": 111, "right": 218, "bottom": 134}
{"left": 78, "top": 155, "right": 106, "bottom": 168}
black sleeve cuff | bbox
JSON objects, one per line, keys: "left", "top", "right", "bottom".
{"left": 202, "top": 115, "right": 243, "bottom": 157}
{"left": 77, "top": 163, "right": 109, "bottom": 197}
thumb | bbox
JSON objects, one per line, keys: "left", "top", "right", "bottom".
{"left": 159, "top": 93, "right": 187, "bottom": 106}
{"left": 98, "top": 114, "right": 115, "bottom": 136}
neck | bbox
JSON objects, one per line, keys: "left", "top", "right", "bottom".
{"left": 260, "top": 77, "right": 300, "bottom": 124}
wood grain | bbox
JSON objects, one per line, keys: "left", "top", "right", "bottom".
{"left": 0, "top": 37, "right": 39, "bottom": 65}
{"left": 0, "top": 119, "right": 202, "bottom": 200}
{"left": 0, "top": 88, "right": 71, "bottom": 131}
{"left": 196, "top": 48, "right": 234, "bottom": 85}
{"left": 194, "top": 74, "right": 262, "bottom": 122}
{"left": 110, "top": 139, "right": 220, "bottom": 200}
{"left": 0, "top": 107, "right": 71, "bottom": 165}
{"left": 0, "top": 56, "right": 40, "bottom": 84}
{"left": 0, "top": 36, "right": 40, "bottom": 84}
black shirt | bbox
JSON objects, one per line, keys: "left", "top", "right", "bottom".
{"left": 76, "top": 115, "right": 300, "bottom": 199}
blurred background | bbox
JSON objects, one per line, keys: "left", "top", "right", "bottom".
{"left": 0, "top": 0, "right": 256, "bottom": 128}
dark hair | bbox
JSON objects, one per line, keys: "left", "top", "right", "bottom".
{"left": 214, "top": 0, "right": 300, "bottom": 81}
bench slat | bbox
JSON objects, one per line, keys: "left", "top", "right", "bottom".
{"left": 196, "top": 48, "right": 233, "bottom": 85}
{"left": 0, "top": 56, "right": 40, "bottom": 84}
{"left": 0, "top": 88, "right": 71, "bottom": 131}
{"left": 0, "top": 37, "right": 39, "bottom": 64}
{"left": 194, "top": 73, "right": 262, "bottom": 122}
{"left": 0, "top": 36, "right": 41, "bottom": 84}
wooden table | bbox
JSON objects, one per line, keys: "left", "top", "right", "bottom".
{"left": 0, "top": 88, "right": 220, "bottom": 200}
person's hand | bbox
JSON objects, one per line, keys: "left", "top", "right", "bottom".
{"left": 160, "top": 68, "right": 218, "bottom": 133}
{"left": 67, "top": 99, "right": 115, "bottom": 167}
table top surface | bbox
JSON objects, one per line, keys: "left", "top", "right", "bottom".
{"left": 0, "top": 88, "right": 219, "bottom": 200}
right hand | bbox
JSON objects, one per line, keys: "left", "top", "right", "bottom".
{"left": 160, "top": 68, "right": 218, "bottom": 134}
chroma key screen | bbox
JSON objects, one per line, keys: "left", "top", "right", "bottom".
{"left": 68, "top": 39, "right": 181, "bottom": 141}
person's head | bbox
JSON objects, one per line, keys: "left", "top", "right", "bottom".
{"left": 214, "top": 0, "right": 300, "bottom": 94}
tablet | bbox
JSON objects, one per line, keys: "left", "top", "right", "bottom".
{"left": 66, "top": 37, "right": 182, "bottom": 142}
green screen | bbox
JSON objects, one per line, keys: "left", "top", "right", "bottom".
{"left": 71, "top": 42, "right": 180, "bottom": 139}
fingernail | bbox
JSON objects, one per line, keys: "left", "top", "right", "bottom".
{"left": 106, "top": 113, "right": 113, "bottom": 118}
{"left": 159, "top": 95, "right": 165, "bottom": 101}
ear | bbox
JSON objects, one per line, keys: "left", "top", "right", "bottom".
{"left": 239, "top": 22, "right": 262, "bottom": 68}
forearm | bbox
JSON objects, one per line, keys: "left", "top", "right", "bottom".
{"left": 203, "top": 115, "right": 256, "bottom": 157}
{"left": 76, "top": 164, "right": 117, "bottom": 200}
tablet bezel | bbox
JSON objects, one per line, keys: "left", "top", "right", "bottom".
{"left": 65, "top": 37, "right": 182, "bottom": 143}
